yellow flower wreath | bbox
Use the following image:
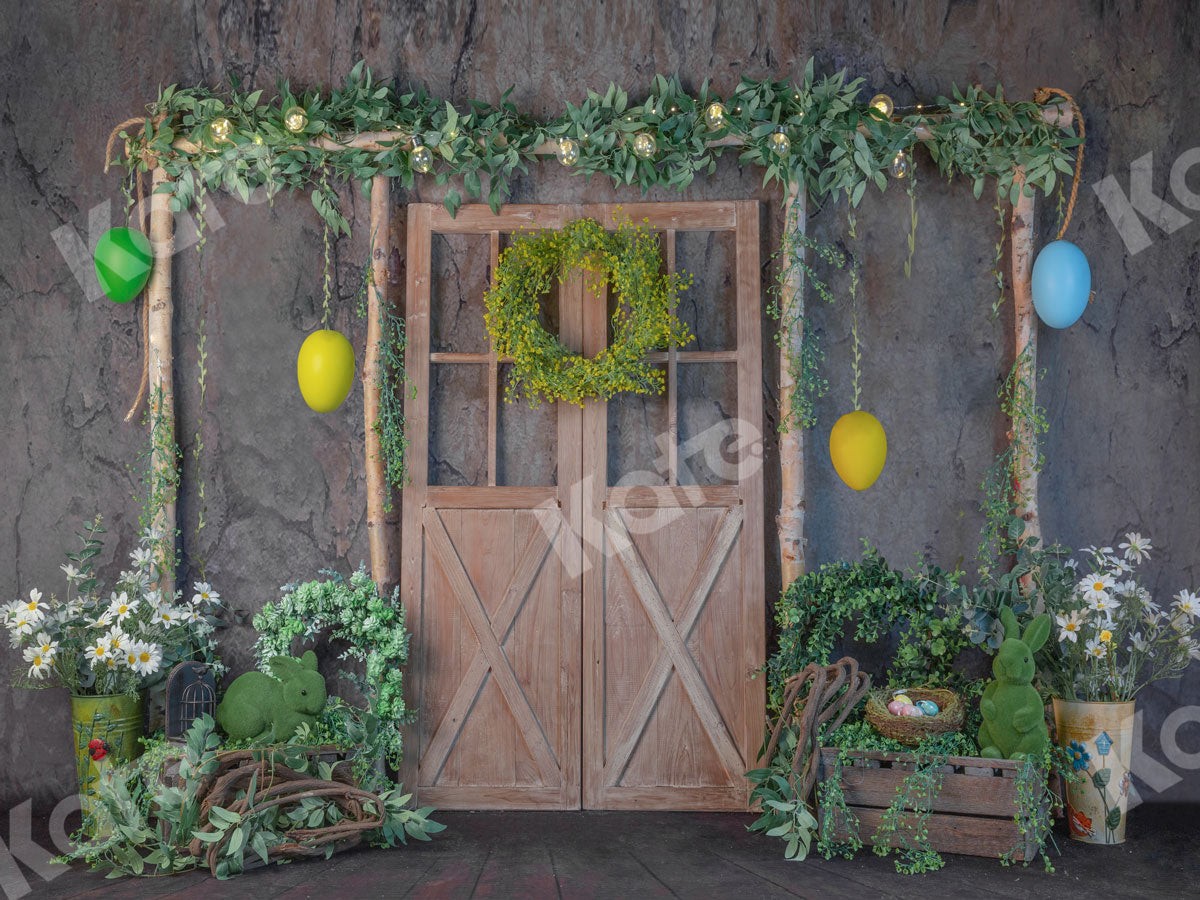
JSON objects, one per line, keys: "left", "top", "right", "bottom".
{"left": 484, "top": 217, "right": 693, "bottom": 406}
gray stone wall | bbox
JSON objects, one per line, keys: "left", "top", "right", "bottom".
{"left": 1, "top": 1, "right": 1198, "bottom": 810}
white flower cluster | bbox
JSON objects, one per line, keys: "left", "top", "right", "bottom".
{"left": 1046, "top": 532, "right": 1200, "bottom": 701}
{"left": 3, "top": 528, "right": 224, "bottom": 691}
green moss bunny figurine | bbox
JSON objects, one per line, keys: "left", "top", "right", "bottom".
{"left": 977, "top": 606, "right": 1051, "bottom": 759}
{"left": 215, "top": 650, "right": 327, "bottom": 743}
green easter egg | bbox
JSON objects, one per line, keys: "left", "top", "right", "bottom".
{"left": 94, "top": 227, "right": 153, "bottom": 303}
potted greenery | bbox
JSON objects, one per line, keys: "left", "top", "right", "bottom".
{"left": 2, "top": 517, "right": 224, "bottom": 828}
{"left": 1034, "top": 534, "right": 1199, "bottom": 844}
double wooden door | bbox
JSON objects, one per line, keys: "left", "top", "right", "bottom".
{"left": 400, "top": 202, "right": 764, "bottom": 809}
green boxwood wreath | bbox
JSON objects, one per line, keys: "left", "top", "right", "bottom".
{"left": 252, "top": 566, "right": 411, "bottom": 767}
{"left": 484, "top": 216, "right": 693, "bottom": 405}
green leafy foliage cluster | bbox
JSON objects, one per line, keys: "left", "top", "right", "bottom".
{"left": 252, "top": 567, "right": 412, "bottom": 771}
{"left": 764, "top": 546, "right": 973, "bottom": 714}
{"left": 60, "top": 716, "right": 443, "bottom": 879}
{"left": 484, "top": 216, "right": 692, "bottom": 405}
{"left": 114, "top": 60, "right": 1077, "bottom": 234}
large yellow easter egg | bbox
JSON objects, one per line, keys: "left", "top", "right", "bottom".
{"left": 829, "top": 410, "right": 887, "bottom": 491}
{"left": 297, "top": 329, "right": 355, "bottom": 413}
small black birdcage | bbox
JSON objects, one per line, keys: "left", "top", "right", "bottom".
{"left": 165, "top": 661, "right": 217, "bottom": 741}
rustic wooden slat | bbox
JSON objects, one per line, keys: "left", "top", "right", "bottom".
{"left": 430, "top": 352, "right": 511, "bottom": 364}
{"left": 827, "top": 748, "right": 1020, "bottom": 771}
{"left": 423, "top": 507, "right": 561, "bottom": 783}
{"left": 666, "top": 228, "right": 679, "bottom": 486}
{"left": 829, "top": 807, "right": 1029, "bottom": 861}
{"left": 398, "top": 203, "right": 432, "bottom": 795}
{"left": 425, "top": 486, "right": 559, "bottom": 508}
{"left": 777, "top": 182, "right": 807, "bottom": 587}
{"left": 578, "top": 785, "right": 750, "bottom": 810}
{"left": 420, "top": 511, "right": 561, "bottom": 782}
{"left": 607, "top": 485, "right": 740, "bottom": 508}
{"left": 419, "top": 786, "right": 568, "bottom": 809}
{"left": 605, "top": 507, "right": 746, "bottom": 780}
{"left": 821, "top": 763, "right": 1020, "bottom": 817}
{"left": 734, "top": 201, "right": 766, "bottom": 766}
{"left": 487, "top": 230, "right": 500, "bottom": 487}
{"left": 642, "top": 349, "right": 739, "bottom": 363}
{"left": 597, "top": 201, "right": 738, "bottom": 231}
{"left": 602, "top": 507, "right": 744, "bottom": 787}
{"left": 429, "top": 204, "right": 573, "bottom": 233}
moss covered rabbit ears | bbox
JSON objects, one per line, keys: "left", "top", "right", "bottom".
{"left": 268, "top": 650, "right": 319, "bottom": 679}
{"left": 999, "top": 606, "right": 1051, "bottom": 652}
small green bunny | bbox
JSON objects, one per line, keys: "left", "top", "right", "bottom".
{"left": 977, "top": 606, "right": 1051, "bottom": 760}
{"left": 215, "top": 650, "right": 327, "bottom": 743}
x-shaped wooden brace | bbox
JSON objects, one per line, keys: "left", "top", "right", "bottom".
{"left": 602, "top": 505, "right": 746, "bottom": 786}
{"left": 421, "top": 507, "right": 562, "bottom": 784}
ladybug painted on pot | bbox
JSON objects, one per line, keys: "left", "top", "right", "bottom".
{"left": 87, "top": 738, "right": 111, "bottom": 761}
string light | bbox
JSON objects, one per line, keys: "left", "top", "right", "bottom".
{"left": 890, "top": 149, "right": 911, "bottom": 179}
{"left": 869, "top": 93, "right": 894, "bottom": 119}
{"left": 252, "top": 134, "right": 264, "bottom": 146}
{"left": 632, "top": 132, "right": 657, "bottom": 159}
{"left": 284, "top": 105, "right": 308, "bottom": 133}
{"left": 410, "top": 136, "right": 433, "bottom": 173}
{"left": 556, "top": 136, "right": 580, "bottom": 166}
{"left": 208, "top": 117, "right": 232, "bottom": 144}
{"left": 704, "top": 102, "right": 726, "bottom": 130}
{"left": 769, "top": 126, "right": 791, "bottom": 157}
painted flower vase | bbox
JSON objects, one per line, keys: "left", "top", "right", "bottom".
{"left": 70, "top": 693, "right": 145, "bottom": 830}
{"left": 1052, "top": 698, "right": 1135, "bottom": 844}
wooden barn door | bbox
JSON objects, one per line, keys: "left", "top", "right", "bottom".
{"left": 401, "top": 202, "right": 763, "bottom": 811}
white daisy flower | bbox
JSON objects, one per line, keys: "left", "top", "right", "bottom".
{"left": 104, "top": 627, "right": 132, "bottom": 659}
{"left": 7, "top": 610, "right": 41, "bottom": 637}
{"left": 130, "top": 547, "right": 154, "bottom": 569}
{"left": 1063, "top": 558, "right": 1079, "bottom": 571}
{"left": 1120, "top": 533, "right": 1153, "bottom": 564}
{"left": 1081, "top": 573, "right": 1116, "bottom": 603}
{"left": 129, "top": 642, "right": 163, "bottom": 677}
{"left": 33, "top": 632, "right": 57, "bottom": 656}
{"left": 1109, "top": 559, "right": 1133, "bottom": 576}
{"left": 20, "top": 590, "right": 48, "bottom": 616}
{"left": 84, "top": 638, "right": 111, "bottom": 667}
{"left": 1130, "top": 632, "right": 1150, "bottom": 652}
{"left": 191, "top": 583, "right": 220, "bottom": 606}
{"left": 23, "top": 647, "right": 52, "bottom": 678}
{"left": 1174, "top": 589, "right": 1200, "bottom": 620}
{"left": 1057, "top": 611, "right": 1083, "bottom": 643}
{"left": 182, "top": 606, "right": 202, "bottom": 624}
{"left": 1087, "top": 592, "right": 1122, "bottom": 620}
{"left": 1085, "top": 636, "right": 1108, "bottom": 659}
{"left": 106, "top": 593, "right": 140, "bottom": 623}
{"left": 60, "top": 563, "right": 81, "bottom": 582}
{"left": 153, "top": 606, "right": 182, "bottom": 627}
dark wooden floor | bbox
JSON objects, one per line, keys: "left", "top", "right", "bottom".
{"left": 25, "top": 805, "right": 1198, "bottom": 899}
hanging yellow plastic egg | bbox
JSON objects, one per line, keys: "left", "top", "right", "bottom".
{"left": 297, "top": 330, "right": 356, "bottom": 413}
{"left": 829, "top": 410, "right": 887, "bottom": 490}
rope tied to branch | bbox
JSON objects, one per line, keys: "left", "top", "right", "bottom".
{"left": 105, "top": 114, "right": 167, "bottom": 422}
{"left": 1033, "top": 87, "right": 1085, "bottom": 240}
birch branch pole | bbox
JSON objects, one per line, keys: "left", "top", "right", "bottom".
{"left": 1010, "top": 167, "right": 1042, "bottom": 568}
{"left": 777, "top": 181, "right": 808, "bottom": 588}
{"left": 363, "top": 175, "right": 400, "bottom": 593}
{"left": 147, "top": 165, "right": 176, "bottom": 601}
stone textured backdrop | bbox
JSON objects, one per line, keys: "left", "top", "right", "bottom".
{"left": 2, "top": 1, "right": 1198, "bottom": 810}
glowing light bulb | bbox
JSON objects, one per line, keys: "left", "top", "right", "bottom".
{"left": 869, "top": 93, "right": 894, "bottom": 119}
{"left": 410, "top": 138, "right": 433, "bottom": 173}
{"left": 890, "top": 149, "right": 911, "bottom": 179}
{"left": 209, "top": 117, "right": 232, "bottom": 143}
{"left": 284, "top": 106, "right": 308, "bottom": 133}
{"left": 769, "top": 128, "right": 791, "bottom": 157}
{"left": 556, "top": 136, "right": 580, "bottom": 166}
{"left": 632, "top": 132, "right": 657, "bottom": 159}
{"left": 252, "top": 134, "right": 264, "bottom": 146}
{"left": 704, "top": 102, "right": 726, "bottom": 130}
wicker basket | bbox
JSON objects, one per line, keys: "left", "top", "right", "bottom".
{"left": 864, "top": 687, "right": 963, "bottom": 746}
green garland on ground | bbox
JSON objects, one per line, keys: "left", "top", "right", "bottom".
{"left": 252, "top": 566, "right": 412, "bottom": 771}
{"left": 484, "top": 216, "right": 692, "bottom": 405}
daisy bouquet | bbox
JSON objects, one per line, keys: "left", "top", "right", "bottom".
{"left": 3, "top": 516, "right": 226, "bottom": 695}
{"left": 1040, "top": 533, "right": 1200, "bottom": 702}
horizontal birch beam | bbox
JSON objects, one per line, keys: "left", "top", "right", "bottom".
{"left": 167, "top": 104, "right": 1073, "bottom": 155}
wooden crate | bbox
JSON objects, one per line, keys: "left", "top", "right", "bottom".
{"left": 816, "top": 748, "right": 1050, "bottom": 861}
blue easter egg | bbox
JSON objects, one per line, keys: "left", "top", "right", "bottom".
{"left": 1031, "top": 240, "right": 1090, "bottom": 328}
{"left": 917, "top": 700, "right": 939, "bottom": 716}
